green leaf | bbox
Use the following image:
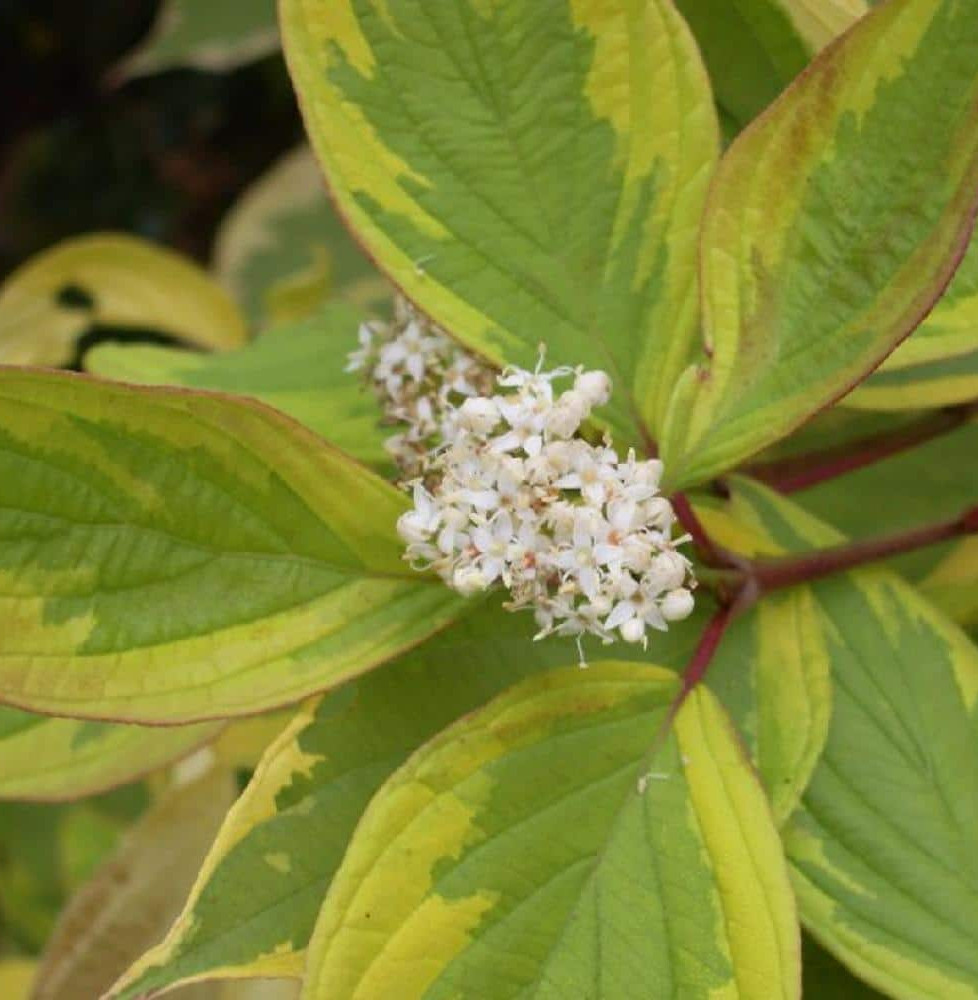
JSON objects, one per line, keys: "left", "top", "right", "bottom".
{"left": 301, "top": 665, "right": 799, "bottom": 999}
{"left": 660, "top": 0, "right": 978, "bottom": 488}
{"left": 31, "top": 763, "right": 236, "bottom": 1000}
{"left": 0, "top": 234, "right": 248, "bottom": 368}
{"left": 0, "top": 367, "right": 464, "bottom": 723}
{"left": 688, "top": 500, "right": 832, "bottom": 826}
{"left": 0, "top": 804, "right": 66, "bottom": 951}
{"left": 877, "top": 233, "right": 978, "bottom": 372}
{"left": 745, "top": 405, "right": 924, "bottom": 476}
{"left": 107, "top": 597, "right": 706, "bottom": 998}
{"left": 85, "top": 305, "right": 393, "bottom": 474}
{"left": 787, "top": 421, "right": 976, "bottom": 553}
{"left": 280, "top": 0, "right": 718, "bottom": 445}
{"left": 845, "top": 226, "right": 978, "bottom": 409}
{"left": 711, "top": 479, "right": 978, "bottom": 999}
{"left": 115, "top": 0, "right": 279, "bottom": 79}
{"left": 844, "top": 345, "right": 978, "bottom": 411}
{"left": 740, "top": 587, "right": 832, "bottom": 826}
{"left": 914, "top": 538, "right": 978, "bottom": 629}
{"left": 789, "top": 581, "right": 978, "bottom": 998}
{"left": 213, "top": 146, "right": 390, "bottom": 327}
{"left": 0, "top": 707, "right": 221, "bottom": 802}
{"left": 849, "top": 222, "right": 978, "bottom": 413}
{"left": 674, "top": 0, "right": 865, "bottom": 134}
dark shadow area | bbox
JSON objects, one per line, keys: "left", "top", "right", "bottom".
{"left": 0, "top": 0, "right": 302, "bottom": 278}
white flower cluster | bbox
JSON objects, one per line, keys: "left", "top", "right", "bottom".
{"left": 395, "top": 359, "right": 696, "bottom": 660}
{"left": 346, "top": 297, "right": 495, "bottom": 479}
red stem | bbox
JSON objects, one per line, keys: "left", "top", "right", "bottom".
{"left": 651, "top": 505, "right": 975, "bottom": 745}
{"left": 651, "top": 582, "right": 759, "bottom": 749}
{"left": 751, "top": 506, "right": 978, "bottom": 594}
{"left": 746, "top": 401, "right": 977, "bottom": 494}
{"left": 679, "top": 603, "right": 736, "bottom": 696}
{"left": 672, "top": 491, "right": 733, "bottom": 568}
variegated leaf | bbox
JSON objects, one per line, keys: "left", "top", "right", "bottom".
{"left": 213, "top": 146, "right": 389, "bottom": 326}
{"left": 661, "top": 0, "right": 978, "bottom": 487}
{"left": 0, "top": 708, "right": 220, "bottom": 802}
{"left": 280, "top": 0, "right": 719, "bottom": 445}
{"left": 106, "top": 597, "right": 705, "bottom": 997}
{"left": 115, "top": 0, "right": 279, "bottom": 78}
{"left": 712, "top": 479, "right": 978, "bottom": 999}
{"left": 0, "top": 235, "right": 247, "bottom": 368}
{"left": 86, "top": 305, "right": 393, "bottom": 474}
{"left": 0, "top": 367, "right": 463, "bottom": 723}
{"left": 675, "top": 0, "right": 866, "bottom": 135}
{"left": 302, "top": 666, "right": 800, "bottom": 1000}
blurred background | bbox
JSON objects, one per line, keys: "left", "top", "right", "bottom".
{"left": 0, "top": 0, "right": 302, "bottom": 279}
{"left": 0, "top": 1, "right": 317, "bottom": 972}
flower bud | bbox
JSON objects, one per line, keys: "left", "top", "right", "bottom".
{"left": 620, "top": 618, "right": 646, "bottom": 644}
{"left": 457, "top": 396, "right": 500, "bottom": 434}
{"left": 643, "top": 496, "right": 675, "bottom": 530}
{"left": 660, "top": 587, "right": 695, "bottom": 622}
{"left": 546, "top": 394, "right": 587, "bottom": 438}
{"left": 397, "top": 509, "right": 432, "bottom": 545}
{"left": 646, "top": 550, "right": 689, "bottom": 591}
{"left": 575, "top": 369, "right": 612, "bottom": 407}
{"left": 453, "top": 566, "right": 488, "bottom": 596}
{"left": 634, "top": 458, "right": 664, "bottom": 490}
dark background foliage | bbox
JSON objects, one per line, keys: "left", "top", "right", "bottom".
{"left": 0, "top": 0, "right": 301, "bottom": 278}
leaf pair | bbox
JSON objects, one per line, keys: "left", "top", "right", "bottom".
{"left": 104, "top": 484, "right": 978, "bottom": 999}
{"left": 298, "top": 485, "right": 978, "bottom": 1000}
{"left": 5, "top": 0, "right": 976, "bottom": 726}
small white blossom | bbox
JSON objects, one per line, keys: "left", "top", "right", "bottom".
{"left": 394, "top": 356, "right": 696, "bottom": 659}
{"left": 660, "top": 587, "right": 696, "bottom": 622}
{"left": 347, "top": 296, "right": 495, "bottom": 480}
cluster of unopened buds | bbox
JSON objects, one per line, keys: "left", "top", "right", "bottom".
{"left": 368, "top": 335, "right": 696, "bottom": 660}
{"left": 346, "top": 297, "right": 495, "bottom": 479}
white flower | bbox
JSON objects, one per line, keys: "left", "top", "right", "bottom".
{"left": 453, "top": 565, "right": 488, "bottom": 596}
{"left": 645, "top": 550, "right": 690, "bottom": 592}
{"left": 396, "top": 485, "right": 441, "bottom": 544}
{"left": 392, "top": 355, "right": 696, "bottom": 660}
{"left": 347, "top": 296, "right": 495, "bottom": 480}
{"left": 345, "top": 322, "right": 378, "bottom": 373}
{"left": 471, "top": 511, "right": 514, "bottom": 584}
{"left": 457, "top": 396, "right": 500, "bottom": 434}
{"left": 661, "top": 587, "right": 695, "bottom": 622}
{"left": 604, "top": 588, "right": 667, "bottom": 646}
{"left": 574, "top": 369, "right": 611, "bottom": 407}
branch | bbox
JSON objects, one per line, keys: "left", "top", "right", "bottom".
{"left": 745, "top": 401, "right": 977, "bottom": 494}
{"left": 750, "top": 506, "right": 978, "bottom": 594}
{"left": 650, "top": 506, "right": 976, "bottom": 758}
{"left": 650, "top": 582, "right": 759, "bottom": 753}
{"left": 671, "top": 491, "right": 748, "bottom": 570}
